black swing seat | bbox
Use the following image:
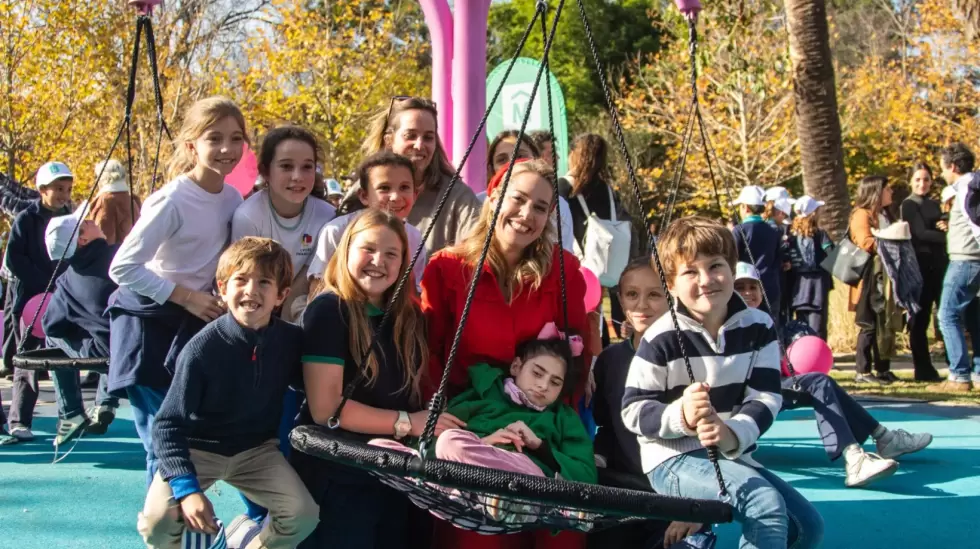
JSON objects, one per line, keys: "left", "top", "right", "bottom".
{"left": 290, "top": 425, "right": 733, "bottom": 535}
{"left": 12, "top": 348, "right": 108, "bottom": 373}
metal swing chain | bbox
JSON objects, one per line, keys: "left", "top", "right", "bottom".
{"left": 18, "top": 14, "right": 164, "bottom": 351}
{"left": 539, "top": 6, "right": 571, "bottom": 354}
{"left": 573, "top": 0, "right": 730, "bottom": 503}
{"left": 417, "top": 0, "right": 567, "bottom": 454}
{"left": 143, "top": 18, "right": 173, "bottom": 196}
{"left": 327, "top": 4, "right": 548, "bottom": 431}
{"left": 674, "top": 16, "right": 801, "bottom": 387}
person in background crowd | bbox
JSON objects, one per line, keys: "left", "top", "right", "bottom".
{"left": 88, "top": 159, "right": 142, "bottom": 245}
{"left": 849, "top": 175, "right": 898, "bottom": 385}
{"left": 931, "top": 143, "right": 979, "bottom": 392}
{"left": 325, "top": 178, "right": 344, "bottom": 209}
{"left": 901, "top": 162, "right": 946, "bottom": 382}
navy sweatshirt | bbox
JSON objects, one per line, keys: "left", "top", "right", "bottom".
{"left": 0, "top": 173, "right": 40, "bottom": 218}
{"left": 106, "top": 287, "right": 204, "bottom": 394}
{"left": 153, "top": 313, "right": 303, "bottom": 498}
{"left": 592, "top": 339, "right": 644, "bottom": 476}
{"left": 733, "top": 216, "right": 782, "bottom": 313}
{"left": 3, "top": 199, "right": 70, "bottom": 314}
{"left": 42, "top": 239, "right": 118, "bottom": 359}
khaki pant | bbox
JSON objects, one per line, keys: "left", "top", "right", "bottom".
{"left": 137, "top": 439, "right": 318, "bottom": 549}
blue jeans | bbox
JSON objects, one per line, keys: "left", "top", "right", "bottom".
{"left": 651, "top": 451, "right": 824, "bottom": 549}
{"left": 938, "top": 260, "right": 980, "bottom": 382}
{"left": 47, "top": 337, "right": 118, "bottom": 419}
{"left": 126, "top": 385, "right": 167, "bottom": 488}
{"left": 781, "top": 373, "right": 879, "bottom": 461}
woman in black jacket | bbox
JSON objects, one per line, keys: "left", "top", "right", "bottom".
{"left": 900, "top": 162, "right": 945, "bottom": 381}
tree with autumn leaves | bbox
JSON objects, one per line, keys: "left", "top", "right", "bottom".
{"left": 618, "top": 0, "right": 980, "bottom": 238}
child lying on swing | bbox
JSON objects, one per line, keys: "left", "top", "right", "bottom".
{"left": 372, "top": 323, "right": 598, "bottom": 522}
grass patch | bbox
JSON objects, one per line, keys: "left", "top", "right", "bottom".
{"left": 828, "top": 370, "right": 980, "bottom": 406}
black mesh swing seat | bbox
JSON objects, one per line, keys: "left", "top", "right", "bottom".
{"left": 12, "top": 348, "right": 108, "bottom": 373}
{"left": 290, "top": 425, "right": 733, "bottom": 535}
{"left": 287, "top": 0, "right": 738, "bottom": 536}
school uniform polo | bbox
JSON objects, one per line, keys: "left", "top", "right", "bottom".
{"left": 292, "top": 291, "right": 430, "bottom": 549}
{"left": 298, "top": 292, "right": 418, "bottom": 432}
{"left": 420, "top": 246, "right": 592, "bottom": 401}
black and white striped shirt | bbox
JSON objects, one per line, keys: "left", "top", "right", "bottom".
{"left": 621, "top": 294, "right": 782, "bottom": 473}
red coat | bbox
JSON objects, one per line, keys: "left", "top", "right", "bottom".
{"left": 421, "top": 246, "right": 592, "bottom": 402}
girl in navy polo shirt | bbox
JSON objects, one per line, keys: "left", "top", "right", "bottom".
{"left": 292, "top": 209, "right": 463, "bottom": 549}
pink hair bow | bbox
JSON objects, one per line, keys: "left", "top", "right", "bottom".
{"left": 537, "top": 322, "right": 584, "bottom": 357}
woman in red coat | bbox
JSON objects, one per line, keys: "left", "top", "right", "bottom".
{"left": 421, "top": 159, "right": 591, "bottom": 549}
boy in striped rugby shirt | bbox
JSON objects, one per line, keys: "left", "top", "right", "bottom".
{"left": 621, "top": 216, "right": 823, "bottom": 549}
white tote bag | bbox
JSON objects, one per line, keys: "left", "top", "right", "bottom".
{"left": 574, "top": 185, "right": 632, "bottom": 287}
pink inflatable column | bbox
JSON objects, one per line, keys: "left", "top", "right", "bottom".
{"left": 419, "top": 0, "right": 454, "bottom": 160}
{"left": 453, "top": 0, "right": 493, "bottom": 192}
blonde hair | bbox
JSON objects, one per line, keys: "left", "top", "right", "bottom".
{"left": 167, "top": 96, "right": 248, "bottom": 181}
{"left": 216, "top": 237, "right": 293, "bottom": 292}
{"left": 657, "top": 216, "right": 738, "bottom": 283}
{"left": 321, "top": 209, "right": 427, "bottom": 404}
{"left": 790, "top": 211, "right": 819, "bottom": 238}
{"left": 360, "top": 97, "right": 455, "bottom": 190}
{"left": 447, "top": 159, "right": 557, "bottom": 300}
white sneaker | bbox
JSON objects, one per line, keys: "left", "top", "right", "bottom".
{"left": 9, "top": 424, "right": 34, "bottom": 441}
{"left": 225, "top": 514, "right": 259, "bottom": 549}
{"left": 876, "top": 429, "right": 933, "bottom": 460}
{"left": 845, "top": 451, "right": 899, "bottom": 487}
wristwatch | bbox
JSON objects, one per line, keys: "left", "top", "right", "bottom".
{"left": 393, "top": 411, "right": 412, "bottom": 440}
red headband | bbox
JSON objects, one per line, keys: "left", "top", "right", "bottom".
{"left": 485, "top": 158, "right": 556, "bottom": 211}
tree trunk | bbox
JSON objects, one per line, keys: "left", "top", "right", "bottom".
{"left": 784, "top": 0, "right": 850, "bottom": 241}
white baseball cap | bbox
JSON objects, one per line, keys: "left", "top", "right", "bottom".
{"left": 794, "top": 195, "right": 826, "bottom": 217}
{"left": 44, "top": 201, "right": 90, "bottom": 261}
{"left": 734, "top": 185, "right": 766, "bottom": 207}
{"left": 36, "top": 161, "right": 74, "bottom": 190}
{"left": 326, "top": 178, "right": 343, "bottom": 197}
{"left": 764, "top": 186, "right": 795, "bottom": 203}
{"left": 941, "top": 185, "right": 957, "bottom": 204}
{"left": 735, "top": 262, "right": 761, "bottom": 283}
{"left": 773, "top": 197, "right": 794, "bottom": 219}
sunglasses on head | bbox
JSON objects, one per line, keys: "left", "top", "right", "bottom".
{"left": 383, "top": 96, "right": 438, "bottom": 135}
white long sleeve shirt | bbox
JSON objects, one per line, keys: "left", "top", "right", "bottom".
{"left": 110, "top": 176, "right": 243, "bottom": 304}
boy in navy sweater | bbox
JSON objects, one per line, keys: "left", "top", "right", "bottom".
{"left": 732, "top": 185, "right": 783, "bottom": 325}
{"left": 3, "top": 161, "right": 73, "bottom": 441}
{"left": 138, "top": 237, "right": 318, "bottom": 549}
{"left": 42, "top": 204, "right": 121, "bottom": 447}
{"left": 622, "top": 216, "right": 823, "bottom": 549}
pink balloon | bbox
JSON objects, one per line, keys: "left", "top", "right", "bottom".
{"left": 581, "top": 266, "right": 602, "bottom": 312}
{"left": 782, "top": 335, "right": 833, "bottom": 376}
{"left": 226, "top": 144, "right": 258, "bottom": 196}
{"left": 20, "top": 293, "right": 52, "bottom": 339}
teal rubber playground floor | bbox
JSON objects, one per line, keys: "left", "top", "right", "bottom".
{"left": 2, "top": 384, "right": 979, "bottom": 548}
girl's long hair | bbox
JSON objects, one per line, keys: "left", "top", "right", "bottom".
{"left": 790, "top": 210, "right": 819, "bottom": 238}
{"left": 321, "top": 209, "right": 427, "bottom": 404}
{"left": 166, "top": 96, "right": 248, "bottom": 181}
{"left": 360, "top": 97, "right": 455, "bottom": 191}
{"left": 447, "top": 159, "right": 557, "bottom": 301}
{"left": 854, "top": 175, "right": 889, "bottom": 221}
{"left": 567, "top": 133, "right": 611, "bottom": 197}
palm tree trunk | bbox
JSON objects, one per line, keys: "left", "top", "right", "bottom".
{"left": 784, "top": 0, "right": 850, "bottom": 241}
